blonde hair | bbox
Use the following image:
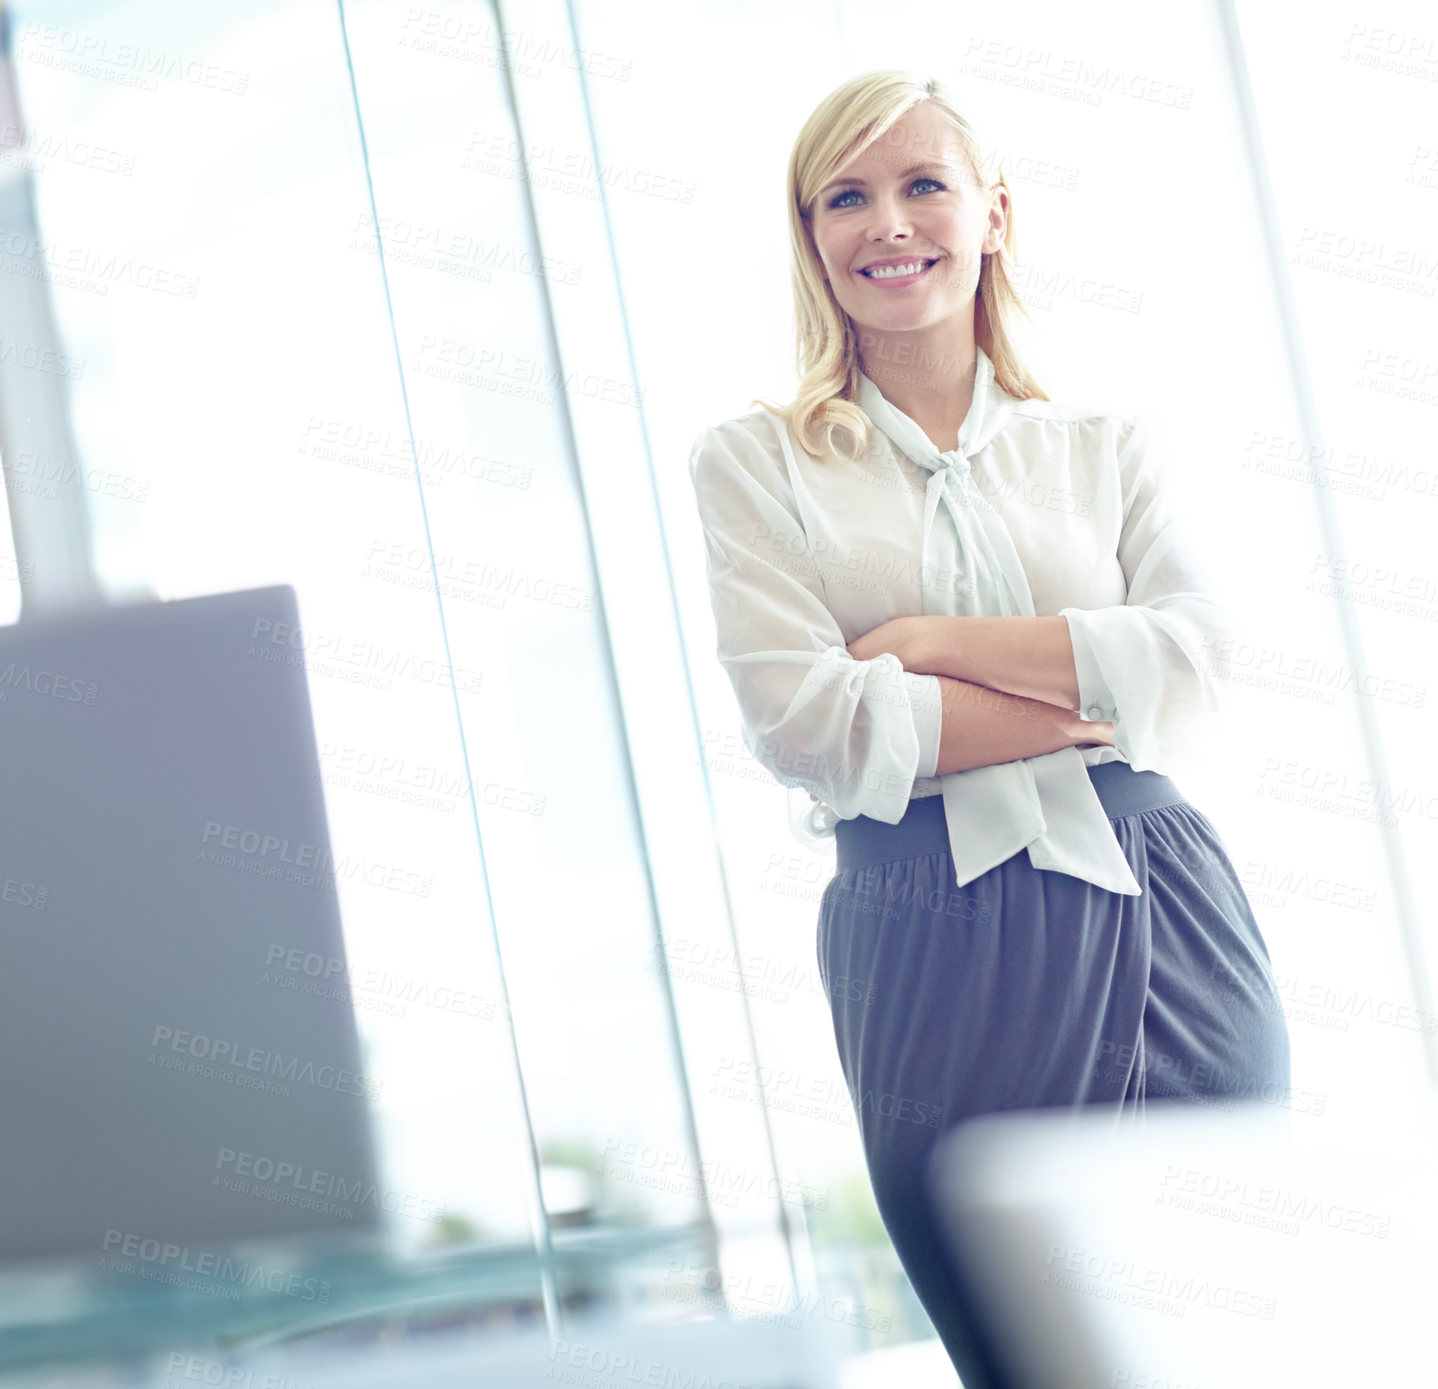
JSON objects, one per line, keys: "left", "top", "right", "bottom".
{"left": 752, "top": 70, "right": 1049, "bottom": 461}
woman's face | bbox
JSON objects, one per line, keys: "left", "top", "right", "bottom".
{"left": 807, "top": 102, "right": 1006, "bottom": 344}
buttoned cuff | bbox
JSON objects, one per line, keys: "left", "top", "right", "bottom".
{"left": 899, "top": 671, "right": 944, "bottom": 778}
{"left": 1059, "top": 608, "right": 1118, "bottom": 722}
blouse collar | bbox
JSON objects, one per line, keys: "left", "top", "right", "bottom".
{"left": 855, "top": 343, "right": 1018, "bottom": 466}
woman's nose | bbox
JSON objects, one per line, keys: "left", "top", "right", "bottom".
{"left": 864, "top": 191, "right": 914, "bottom": 240}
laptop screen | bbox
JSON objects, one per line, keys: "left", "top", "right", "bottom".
{"left": 0, "top": 585, "right": 379, "bottom": 1263}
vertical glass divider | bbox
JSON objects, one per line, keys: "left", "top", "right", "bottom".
{"left": 333, "top": 0, "right": 564, "bottom": 1339}
{"left": 491, "top": 0, "right": 808, "bottom": 1306}
{"left": 1206, "top": 0, "right": 1438, "bottom": 1089}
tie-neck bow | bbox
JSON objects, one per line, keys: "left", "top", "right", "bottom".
{"left": 856, "top": 346, "right": 1032, "bottom": 621}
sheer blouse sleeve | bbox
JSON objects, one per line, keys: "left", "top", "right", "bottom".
{"left": 1059, "top": 416, "right": 1232, "bottom": 772}
{"left": 689, "top": 414, "right": 942, "bottom": 824}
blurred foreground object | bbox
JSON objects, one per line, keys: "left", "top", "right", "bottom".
{"left": 931, "top": 1094, "right": 1438, "bottom": 1387}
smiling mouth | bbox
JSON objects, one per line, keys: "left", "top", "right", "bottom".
{"left": 860, "top": 258, "right": 939, "bottom": 282}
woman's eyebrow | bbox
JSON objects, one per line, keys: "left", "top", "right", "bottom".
{"left": 820, "top": 161, "right": 954, "bottom": 194}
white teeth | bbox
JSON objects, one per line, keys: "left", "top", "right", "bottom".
{"left": 864, "top": 260, "right": 931, "bottom": 279}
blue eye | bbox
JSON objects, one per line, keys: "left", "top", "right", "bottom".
{"left": 825, "top": 177, "right": 944, "bottom": 210}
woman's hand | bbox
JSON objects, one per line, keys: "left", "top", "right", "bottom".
{"left": 845, "top": 615, "right": 930, "bottom": 671}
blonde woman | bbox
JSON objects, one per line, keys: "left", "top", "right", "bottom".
{"left": 688, "top": 70, "right": 1291, "bottom": 1385}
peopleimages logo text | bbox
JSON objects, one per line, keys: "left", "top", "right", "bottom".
{"left": 150, "top": 1026, "right": 380, "bottom": 1100}
{"left": 100, "top": 1229, "right": 329, "bottom": 1302}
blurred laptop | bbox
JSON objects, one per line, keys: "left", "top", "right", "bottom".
{"left": 0, "top": 585, "right": 380, "bottom": 1263}
{"left": 929, "top": 1094, "right": 1438, "bottom": 1387}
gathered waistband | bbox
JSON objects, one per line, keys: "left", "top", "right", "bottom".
{"left": 833, "top": 761, "right": 1188, "bottom": 875}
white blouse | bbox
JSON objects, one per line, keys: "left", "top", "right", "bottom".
{"left": 688, "top": 344, "right": 1231, "bottom": 896}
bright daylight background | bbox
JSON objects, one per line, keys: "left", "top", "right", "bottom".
{"left": 1, "top": 0, "right": 1434, "bottom": 1382}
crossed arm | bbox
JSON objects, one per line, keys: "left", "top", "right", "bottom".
{"left": 847, "top": 614, "right": 1083, "bottom": 709}
{"left": 843, "top": 614, "right": 1116, "bottom": 779}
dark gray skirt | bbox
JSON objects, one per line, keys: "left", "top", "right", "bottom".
{"left": 816, "top": 760, "right": 1291, "bottom": 1387}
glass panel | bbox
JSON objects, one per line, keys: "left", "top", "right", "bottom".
{"left": 332, "top": 0, "right": 722, "bottom": 1301}
{"left": 1225, "top": 0, "right": 1438, "bottom": 1101}
{"left": 0, "top": 0, "right": 735, "bottom": 1375}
